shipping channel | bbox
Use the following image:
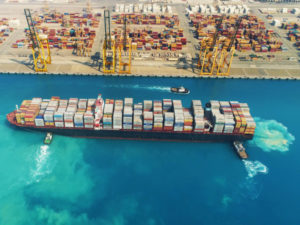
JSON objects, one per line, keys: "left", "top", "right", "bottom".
{"left": 0, "top": 74, "right": 299, "bottom": 225}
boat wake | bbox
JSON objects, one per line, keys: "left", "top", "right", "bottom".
{"left": 250, "top": 117, "right": 295, "bottom": 153}
{"left": 243, "top": 160, "right": 268, "bottom": 178}
{"left": 104, "top": 84, "right": 170, "bottom": 92}
{"left": 30, "top": 145, "right": 53, "bottom": 183}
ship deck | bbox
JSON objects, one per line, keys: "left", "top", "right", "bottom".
{"left": 7, "top": 111, "right": 254, "bottom": 142}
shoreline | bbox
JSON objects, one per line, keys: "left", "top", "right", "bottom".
{"left": 1, "top": 71, "right": 299, "bottom": 80}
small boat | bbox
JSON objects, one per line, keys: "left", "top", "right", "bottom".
{"left": 170, "top": 86, "right": 190, "bottom": 94}
{"left": 233, "top": 141, "right": 248, "bottom": 159}
{"left": 44, "top": 132, "right": 53, "bottom": 145}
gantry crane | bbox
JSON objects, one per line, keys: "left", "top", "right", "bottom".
{"left": 198, "top": 15, "right": 224, "bottom": 75}
{"left": 24, "top": 9, "right": 51, "bottom": 72}
{"left": 216, "top": 15, "right": 246, "bottom": 76}
{"left": 102, "top": 10, "right": 116, "bottom": 73}
{"left": 118, "top": 15, "right": 132, "bottom": 74}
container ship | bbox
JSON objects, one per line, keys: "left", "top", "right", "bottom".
{"left": 6, "top": 95, "right": 256, "bottom": 142}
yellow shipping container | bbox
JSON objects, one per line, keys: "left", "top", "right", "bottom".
{"left": 239, "top": 127, "right": 246, "bottom": 133}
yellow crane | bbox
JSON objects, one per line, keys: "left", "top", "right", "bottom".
{"left": 102, "top": 10, "right": 116, "bottom": 73}
{"left": 216, "top": 15, "right": 246, "bottom": 76}
{"left": 24, "top": 9, "right": 51, "bottom": 72}
{"left": 198, "top": 15, "right": 224, "bottom": 75}
{"left": 118, "top": 15, "right": 132, "bottom": 74}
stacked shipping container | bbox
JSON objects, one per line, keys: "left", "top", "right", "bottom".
{"left": 190, "top": 14, "right": 283, "bottom": 52}
{"left": 15, "top": 96, "right": 256, "bottom": 136}
{"left": 0, "top": 18, "right": 14, "bottom": 45}
{"left": 14, "top": 11, "right": 99, "bottom": 50}
{"left": 112, "top": 27, "right": 186, "bottom": 51}
{"left": 112, "top": 14, "right": 179, "bottom": 28}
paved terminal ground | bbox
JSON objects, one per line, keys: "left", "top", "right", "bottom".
{"left": 0, "top": 1, "right": 299, "bottom": 78}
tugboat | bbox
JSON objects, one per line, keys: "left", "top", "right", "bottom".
{"left": 44, "top": 132, "right": 53, "bottom": 145}
{"left": 170, "top": 86, "right": 190, "bottom": 94}
{"left": 233, "top": 141, "right": 248, "bottom": 159}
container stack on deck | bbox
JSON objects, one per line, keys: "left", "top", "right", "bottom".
{"left": 113, "top": 100, "right": 123, "bottom": 130}
{"left": 103, "top": 99, "right": 114, "bottom": 129}
{"left": 192, "top": 100, "right": 205, "bottom": 133}
{"left": 133, "top": 103, "right": 143, "bottom": 130}
{"left": 143, "top": 100, "right": 153, "bottom": 130}
{"left": 15, "top": 97, "right": 256, "bottom": 136}
{"left": 84, "top": 99, "right": 95, "bottom": 129}
{"left": 153, "top": 101, "right": 163, "bottom": 130}
{"left": 123, "top": 98, "right": 133, "bottom": 130}
{"left": 173, "top": 100, "right": 184, "bottom": 132}
{"left": 189, "top": 14, "right": 283, "bottom": 52}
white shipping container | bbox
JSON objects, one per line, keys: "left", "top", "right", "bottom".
{"left": 55, "top": 121, "right": 64, "bottom": 127}
{"left": 85, "top": 124, "right": 94, "bottom": 129}
{"left": 123, "top": 117, "right": 132, "bottom": 123}
{"left": 124, "top": 98, "right": 133, "bottom": 106}
{"left": 174, "top": 127, "right": 183, "bottom": 132}
{"left": 88, "top": 99, "right": 96, "bottom": 106}
{"left": 192, "top": 100, "right": 202, "bottom": 106}
{"left": 124, "top": 107, "right": 133, "bottom": 115}
{"left": 123, "top": 125, "right": 132, "bottom": 129}
{"left": 44, "top": 113, "right": 54, "bottom": 121}
{"left": 113, "top": 125, "right": 122, "bottom": 130}
{"left": 144, "top": 111, "right": 153, "bottom": 119}
{"left": 65, "top": 122, "right": 74, "bottom": 128}
{"left": 35, "top": 119, "right": 44, "bottom": 127}
{"left": 104, "top": 104, "right": 114, "bottom": 114}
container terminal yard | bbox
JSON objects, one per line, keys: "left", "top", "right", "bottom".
{"left": 0, "top": 0, "right": 299, "bottom": 78}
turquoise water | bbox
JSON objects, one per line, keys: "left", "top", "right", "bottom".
{"left": 0, "top": 75, "right": 299, "bottom": 225}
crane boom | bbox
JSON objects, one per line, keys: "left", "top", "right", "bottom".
{"left": 210, "top": 14, "right": 224, "bottom": 50}
{"left": 216, "top": 15, "right": 248, "bottom": 76}
{"left": 24, "top": 9, "right": 39, "bottom": 49}
{"left": 24, "top": 9, "right": 51, "bottom": 72}
{"left": 102, "top": 10, "right": 116, "bottom": 73}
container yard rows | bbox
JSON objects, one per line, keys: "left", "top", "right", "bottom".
{"left": 0, "top": 0, "right": 299, "bottom": 77}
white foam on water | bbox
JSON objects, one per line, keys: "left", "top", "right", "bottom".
{"left": 30, "top": 145, "right": 52, "bottom": 183}
{"left": 243, "top": 160, "right": 268, "bottom": 178}
{"left": 250, "top": 117, "right": 295, "bottom": 153}
{"left": 104, "top": 84, "right": 170, "bottom": 92}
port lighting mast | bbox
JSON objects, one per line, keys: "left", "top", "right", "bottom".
{"left": 118, "top": 15, "right": 132, "bottom": 74}
{"left": 216, "top": 15, "right": 245, "bottom": 76}
{"left": 198, "top": 14, "right": 224, "bottom": 75}
{"left": 86, "top": 0, "right": 92, "bottom": 14}
{"left": 102, "top": 10, "right": 116, "bottom": 73}
{"left": 24, "top": 9, "right": 51, "bottom": 72}
{"left": 43, "top": 0, "right": 49, "bottom": 12}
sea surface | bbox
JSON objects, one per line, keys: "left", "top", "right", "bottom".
{"left": 0, "top": 74, "right": 299, "bottom": 225}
